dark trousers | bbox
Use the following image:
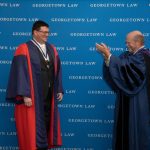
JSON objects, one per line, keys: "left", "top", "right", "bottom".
{"left": 44, "top": 87, "right": 53, "bottom": 135}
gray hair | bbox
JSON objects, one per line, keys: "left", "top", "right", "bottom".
{"left": 133, "top": 34, "right": 144, "bottom": 44}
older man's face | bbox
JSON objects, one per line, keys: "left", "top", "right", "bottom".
{"left": 126, "top": 36, "right": 137, "bottom": 53}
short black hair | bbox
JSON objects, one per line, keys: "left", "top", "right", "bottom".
{"left": 32, "top": 20, "right": 49, "bottom": 34}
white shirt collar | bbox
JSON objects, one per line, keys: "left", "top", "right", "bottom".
{"left": 33, "top": 38, "right": 46, "bottom": 52}
{"left": 32, "top": 38, "right": 49, "bottom": 61}
{"left": 33, "top": 38, "right": 45, "bottom": 47}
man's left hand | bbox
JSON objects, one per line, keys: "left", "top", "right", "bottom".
{"left": 57, "top": 93, "right": 63, "bottom": 101}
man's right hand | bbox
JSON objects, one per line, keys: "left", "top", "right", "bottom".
{"left": 24, "top": 97, "right": 32, "bottom": 107}
{"left": 96, "top": 43, "right": 111, "bottom": 59}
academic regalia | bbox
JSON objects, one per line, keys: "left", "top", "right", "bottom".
{"left": 103, "top": 48, "right": 150, "bottom": 150}
{"left": 6, "top": 40, "right": 63, "bottom": 150}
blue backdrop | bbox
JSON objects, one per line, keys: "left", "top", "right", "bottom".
{"left": 0, "top": 0, "right": 150, "bottom": 150}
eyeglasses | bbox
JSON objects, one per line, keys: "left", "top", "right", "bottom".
{"left": 37, "top": 30, "right": 50, "bottom": 35}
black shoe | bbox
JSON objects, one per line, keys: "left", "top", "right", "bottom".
{"left": 37, "top": 148, "right": 48, "bottom": 150}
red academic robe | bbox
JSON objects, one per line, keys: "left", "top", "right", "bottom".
{"left": 6, "top": 41, "right": 63, "bottom": 150}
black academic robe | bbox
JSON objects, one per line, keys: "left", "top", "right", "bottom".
{"left": 104, "top": 48, "right": 150, "bottom": 150}
{"left": 6, "top": 41, "right": 63, "bottom": 150}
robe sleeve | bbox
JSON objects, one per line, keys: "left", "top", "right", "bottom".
{"left": 6, "top": 46, "right": 31, "bottom": 103}
{"left": 106, "top": 52, "right": 146, "bottom": 96}
{"left": 103, "top": 63, "right": 119, "bottom": 92}
{"left": 51, "top": 44, "right": 64, "bottom": 94}
{"left": 56, "top": 55, "right": 64, "bottom": 94}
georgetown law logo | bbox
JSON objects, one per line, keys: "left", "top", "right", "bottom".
{"left": 0, "top": 131, "right": 17, "bottom": 136}
{"left": 12, "top": 32, "right": 31, "bottom": 36}
{"left": 68, "top": 118, "right": 114, "bottom": 124}
{"left": 58, "top": 104, "right": 95, "bottom": 109}
{"left": 65, "top": 89, "right": 76, "bottom": 94}
{"left": 0, "top": 46, "right": 8, "bottom": 50}
{"left": 0, "top": 103, "right": 14, "bottom": 107}
{"left": 143, "top": 33, "right": 150, "bottom": 37}
{"left": 68, "top": 118, "right": 104, "bottom": 123}
{"left": 56, "top": 46, "right": 77, "bottom": 51}
{"left": 70, "top": 32, "right": 117, "bottom": 37}
{"left": 89, "top": 3, "right": 138, "bottom": 8}
{"left": 107, "top": 105, "right": 115, "bottom": 110}
{"left": 32, "top": 3, "right": 79, "bottom": 8}
{"left": 0, "top": 3, "right": 20, "bottom": 8}
{"left": 50, "top": 18, "right": 98, "bottom": 23}
{"left": 88, "top": 133, "right": 112, "bottom": 139}
{"left": 109, "top": 18, "right": 150, "bottom": 23}
{"left": 0, "top": 146, "right": 18, "bottom": 150}
{"left": 62, "top": 132, "right": 75, "bottom": 137}
{"left": 88, "top": 90, "right": 115, "bottom": 95}
{"left": 0, "top": 89, "right": 6, "bottom": 93}
{"left": 89, "top": 47, "right": 124, "bottom": 52}
{"left": 12, "top": 32, "right": 58, "bottom": 36}
{"left": 0, "top": 45, "right": 18, "bottom": 51}
{"left": 0, "top": 60, "right": 12, "bottom": 65}
{"left": 0, "top": 18, "right": 38, "bottom": 22}
{"left": 61, "top": 61, "right": 96, "bottom": 66}
{"left": 68, "top": 75, "right": 103, "bottom": 80}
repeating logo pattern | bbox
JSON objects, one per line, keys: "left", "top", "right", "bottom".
{"left": 0, "top": 1, "right": 150, "bottom": 150}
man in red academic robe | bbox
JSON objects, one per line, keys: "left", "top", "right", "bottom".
{"left": 6, "top": 20, "right": 64, "bottom": 150}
